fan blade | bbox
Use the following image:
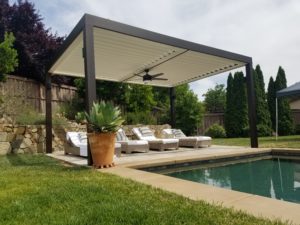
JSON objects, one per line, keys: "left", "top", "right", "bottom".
{"left": 153, "top": 78, "right": 168, "bottom": 81}
{"left": 134, "top": 74, "right": 143, "bottom": 78}
{"left": 151, "top": 73, "right": 164, "bottom": 78}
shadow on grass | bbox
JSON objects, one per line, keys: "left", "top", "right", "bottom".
{"left": 5, "top": 154, "right": 89, "bottom": 172}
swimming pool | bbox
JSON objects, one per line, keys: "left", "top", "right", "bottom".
{"left": 143, "top": 155, "right": 300, "bottom": 204}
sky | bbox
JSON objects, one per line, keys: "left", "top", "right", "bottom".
{"left": 10, "top": 0, "right": 300, "bottom": 100}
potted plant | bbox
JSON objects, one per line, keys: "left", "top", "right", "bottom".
{"left": 85, "top": 101, "right": 124, "bottom": 168}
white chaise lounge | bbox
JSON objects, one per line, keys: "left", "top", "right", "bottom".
{"left": 65, "top": 132, "right": 121, "bottom": 157}
{"left": 116, "top": 129, "right": 149, "bottom": 154}
{"left": 132, "top": 127, "right": 178, "bottom": 151}
{"left": 162, "top": 129, "right": 212, "bottom": 148}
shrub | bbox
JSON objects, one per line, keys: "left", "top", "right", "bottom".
{"left": 59, "top": 94, "right": 84, "bottom": 120}
{"left": 125, "top": 111, "right": 157, "bottom": 125}
{"left": 257, "top": 124, "right": 272, "bottom": 137}
{"left": 205, "top": 124, "right": 226, "bottom": 138}
{"left": 15, "top": 108, "right": 45, "bottom": 125}
{"left": 75, "top": 111, "right": 86, "bottom": 123}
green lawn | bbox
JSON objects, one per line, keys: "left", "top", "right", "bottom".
{"left": 213, "top": 135, "right": 300, "bottom": 148}
{"left": 0, "top": 155, "right": 288, "bottom": 225}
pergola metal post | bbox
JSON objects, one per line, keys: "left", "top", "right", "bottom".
{"left": 83, "top": 20, "right": 97, "bottom": 166}
{"left": 45, "top": 74, "right": 52, "bottom": 153}
{"left": 245, "top": 62, "right": 258, "bottom": 148}
{"left": 170, "top": 87, "right": 175, "bottom": 128}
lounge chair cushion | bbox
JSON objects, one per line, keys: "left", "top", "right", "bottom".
{"left": 139, "top": 127, "right": 154, "bottom": 136}
{"left": 116, "top": 129, "right": 128, "bottom": 141}
{"left": 133, "top": 127, "right": 156, "bottom": 140}
{"left": 66, "top": 132, "right": 88, "bottom": 157}
{"left": 172, "top": 129, "right": 186, "bottom": 138}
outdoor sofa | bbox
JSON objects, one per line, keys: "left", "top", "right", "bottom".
{"left": 132, "top": 127, "right": 179, "bottom": 151}
{"left": 64, "top": 132, "right": 121, "bottom": 157}
{"left": 162, "top": 129, "right": 212, "bottom": 148}
{"left": 116, "top": 129, "right": 149, "bottom": 154}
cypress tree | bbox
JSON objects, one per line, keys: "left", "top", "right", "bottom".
{"left": 232, "top": 71, "right": 248, "bottom": 137}
{"left": 224, "top": 73, "right": 235, "bottom": 137}
{"left": 254, "top": 65, "right": 272, "bottom": 136}
{"left": 267, "top": 77, "right": 276, "bottom": 130}
{"left": 275, "top": 66, "right": 294, "bottom": 135}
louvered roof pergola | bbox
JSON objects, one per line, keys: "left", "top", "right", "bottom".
{"left": 46, "top": 14, "right": 258, "bottom": 160}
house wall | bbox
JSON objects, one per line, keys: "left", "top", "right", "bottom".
{"left": 290, "top": 99, "right": 300, "bottom": 110}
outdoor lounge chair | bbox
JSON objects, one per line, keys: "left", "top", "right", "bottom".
{"left": 162, "top": 129, "right": 212, "bottom": 148}
{"left": 64, "top": 132, "right": 121, "bottom": 157}
{"left": 116, "top": 129, "right": 149, "bottom": 154}
{"left": 132, "top": 127, "right": 178, "bottom": 151}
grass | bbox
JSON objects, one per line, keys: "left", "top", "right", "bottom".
{"left": 0, "top": 155, "right": 289, "bottom": 225}
{"left": 213, "top": 135, "right": 300, "bottom": 149}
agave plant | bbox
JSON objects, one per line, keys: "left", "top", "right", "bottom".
{"left": 85, "top": 101, "right": 124, "bottom": 133}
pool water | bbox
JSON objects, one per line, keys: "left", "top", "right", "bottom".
{"left": 166, "top": 157, "right": 300, "bottom": 204}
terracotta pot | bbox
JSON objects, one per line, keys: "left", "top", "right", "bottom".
{"left": 88, "top": 132, "right": 116, "bottom": 168}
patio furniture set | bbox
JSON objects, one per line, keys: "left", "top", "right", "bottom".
{"left": 65, "top": 126, "right": 212, "bottom": 157}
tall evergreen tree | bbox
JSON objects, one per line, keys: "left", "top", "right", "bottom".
{"left": 254, "top": 65, "right": 272, "bottom": 136}
{"left": 232, "top": 71, "right": 248, "bottom": 137}
{"left": 224, "top": 73, "right": 235, "bottom": 137}
{"left": 275, "top": 66, "right": 294, "bottom": 135}
{"left": 267, "top": 77, "right": 276, "bottom": 130}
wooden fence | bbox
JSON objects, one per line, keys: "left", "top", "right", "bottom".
{"left": 0, "top": 75, "right": 77, "bottom": 113}
{"left": 198, "top": 113, "right": 224, "bottom": 134}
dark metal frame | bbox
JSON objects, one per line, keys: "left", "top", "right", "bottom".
{"left": 46, "top": 14, "right": 258, "bottom": 163}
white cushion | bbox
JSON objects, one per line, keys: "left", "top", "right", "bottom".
{"left": 161, "top": 138, "right": 178, "bottom": 144}
{"left": 66, "top": 132, "right": 87, "bottom": 157}
{"left": 116, "top": 129, "right": 128, "bottom": 141}
{"left": 196, "top": 136, "right": 212, "bottom": 141}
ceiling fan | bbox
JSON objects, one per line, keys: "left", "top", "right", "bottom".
{"left": 135, "top": 69, "right": 168, "bottom": 82}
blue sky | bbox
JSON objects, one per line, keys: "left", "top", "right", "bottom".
{"left": 10, "top": 0, "right": 300, "bottom": 100}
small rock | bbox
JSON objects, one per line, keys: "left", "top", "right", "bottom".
{"left": 24, "top": 133, "right": 31, "bottom": 138}
{"left": 0, "top": 142, "right": 11, "bottom": 155}
{"left": 4, "top": 127, "right": 13, "bottom": 132}
{"left": 13, "top": 148, "right": 25, "bottom": 154}
{"left": 37, "top": 142, "right": 45, "bottom": 153}
{"left": 6, "top": 133, "right": 15, "bottom": 142}
{"left": 16, "top": 135, "right": 23, "bottom": 140}
{"left": 14, "top": 126, "right": 26, "bottom": 135}
{"left": 38, "top": 136, "right": 45, "bottom": 143}
{"left": 20, "top": 138, "right": 32, "bottom": 149}
{"left": 0, "top": 132, "right": 8, "bottom": 142}
{"left": 31, "top": 128, "right": 37, "bottom": 133}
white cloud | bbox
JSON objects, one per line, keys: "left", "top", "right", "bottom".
{"left": 11, "top": 0, "right": 300, "bottom": 99}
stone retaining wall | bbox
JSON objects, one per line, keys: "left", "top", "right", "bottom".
{"left": 0, "top": 119, "right": 170, "bottom": 155}
{"left": 0, "top": 120, "right": 86, "bottom": 155}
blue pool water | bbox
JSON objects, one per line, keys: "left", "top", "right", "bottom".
{"left": 166, "top": 157, "right": 300, "bottom": 204}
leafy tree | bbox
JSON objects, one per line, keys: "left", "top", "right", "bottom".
{"left": 175, "top": 84, "right": 204, "bottom": 135}
{"left": 267, "top": 77, "right": 276, "bottom": 130}
{"left": 275, "top": 66, "right": 293, "bottom": 135}
{"left": 125, "top": 84, "right": 156, "bottom": 113}
{"left": 0, "top": 32, "right": 18, "bottom": 81}
{"left": 74, "top": 78, "right": 128, "bottom": 107}
{"left": 203, "top": 84, "right": 226, "bottom": 113}
{"left": 224, "top": 73, "right": 235, "bottom": 137}
{"left": 254, "top": 65, "right": 272, "bottom": 136}
{"left": 152, "top": 86, "right": 170, "bottom": 124}
{"left": 0, "top": 0, "right": 9, "bottom": 42}
{"left": 0, "top": 0, "right": 64, "bottom": 82}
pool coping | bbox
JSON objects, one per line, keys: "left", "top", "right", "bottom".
{"left": 101, "top": 148, "right": 300, "bottom": 224}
